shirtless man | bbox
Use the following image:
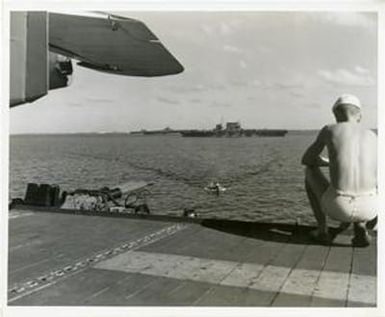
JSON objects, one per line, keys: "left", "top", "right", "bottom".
{"left": 302, "top": 94, "right": 377, "bottom": 247}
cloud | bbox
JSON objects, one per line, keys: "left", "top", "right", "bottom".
{"left": 167, "top": 84, "right": 208, "bottom": 94}
{"left": 307, "top": 102, "right": 322, "bottom": 109}
{"left": 239, "top": 60, "right": 247, "bottom": 69}
{"left": 210, "top": 101, "right": 232, "bottom": 108}
{"left": 249, "top": 79, "right": 306, "bottom": 90}
{"left": 156, "top": 96, "right": 180, "bottom": 105}
{"left": 190, "top": 98, "right": 202, "bottom": 104}
{"left": 355, "top": 66, "right": 370, "bottom": 74}
{"left": 220, "top": 22, "right": 232, "bottom": 35}
{"left": 86, "top": 98, "right": 113, "bottom": 104}
{"left": 270, "top": 82, "right": 299, "bottom": 89}
{"left": 200, "top": 24, "right": 213, "bottom": 35}
{"left": 290, "top": 91, "right": 305, "bottom": 98}
{"left": 67, "top": 102, "right": 83, "bottom": 107}
{"left": 326, "top": 12, "right": 376, "bottom": 28}
{"left": 208, "top": 83, "right": 227, "bottom": 91}
{"left": 307, "top": 12, "right": 376, "bottom": 29}
{"left": 253, "top": 46, "right": 272, "bottom": 55}
{"left": 251, "top": 79, "right": 262, "bottom": 87}
{"left": 229, "top": 80, "right": 248, "bottom": 88}
{"left": 317, "top": 68, "right": 375, "bottom": 86}
{"left": 201, "top": 19, "right": 242, "bottom": 37}
{"left": 223, "top": 44, "right": 244, "bottom": 54}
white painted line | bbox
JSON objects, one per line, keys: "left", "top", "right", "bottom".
{"left": 250, "top": 264, "right": 291, "bottom": 292}
{"left": 279, "top": 266, "right": 320, "bottom": 296}
{"left": 312, "top": 270, "right": 350, "bottom": 304}
{"left": 220, "top": 262, "right": 265, "bottom": 288}
{"left": 94, "top": 250, "right": 376, "bottom": 305}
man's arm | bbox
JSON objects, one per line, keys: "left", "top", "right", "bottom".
{"left": 301, "top": 126, "right": 329, "bottom": 167}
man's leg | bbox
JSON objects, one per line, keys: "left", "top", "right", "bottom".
{"left": 304, "top": 166, "right": 329, "bottom": 235}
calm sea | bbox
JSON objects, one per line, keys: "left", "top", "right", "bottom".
{"left": 9, "top": 132, "right": 320, "bottom": 224}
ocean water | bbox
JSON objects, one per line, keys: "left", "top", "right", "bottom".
{"left": 9, "top": 132, "right": 320, "bottom": 224}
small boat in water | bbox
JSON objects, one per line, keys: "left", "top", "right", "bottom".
{"left": 204, "top": 182, "right": 227, "bottom": 195}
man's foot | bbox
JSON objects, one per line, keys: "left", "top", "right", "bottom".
{"left": 352, "top": 222, "right": 372, "bottom": 247}
{"left": 366, "top": 216, "right": 378, "bottom": 230}
{"left": 309, "top": 229, "right": 332, "bottom": 245}
{"left": 352, "top": 234, "right": 371, "bottom": 247}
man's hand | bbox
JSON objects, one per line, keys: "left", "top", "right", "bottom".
{"left": 316, "top": 155, "right": 329, "bottom": 167}
{"left": 302, "top": 155, "right": 329, "bottom": 167}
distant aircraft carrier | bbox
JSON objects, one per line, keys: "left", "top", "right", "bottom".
{"left": 130, "top": 122, "right": 288, "bottom": 137}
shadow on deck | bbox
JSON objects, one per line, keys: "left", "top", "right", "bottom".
{"left": 200, "top": 219, "right": 357, "bottom": 247}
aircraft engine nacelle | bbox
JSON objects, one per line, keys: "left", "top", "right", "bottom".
{"left": 49, "top": 52, "right": 73, "bottom": 90}
{"left": 10, "top": 12, "right": 74, "bottom": 107}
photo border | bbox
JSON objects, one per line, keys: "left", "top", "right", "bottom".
{"left": 1, "top": 1, "right": 384, "bottom": 316}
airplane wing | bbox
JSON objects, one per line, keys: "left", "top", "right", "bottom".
{"left": 10, "top": 11, "right": 184, "bottom": 107}
{"left": 49, "top": 12, "right": 184, "bottom": 77}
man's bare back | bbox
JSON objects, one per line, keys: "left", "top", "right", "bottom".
{"left": 323, "top": 122, "right": 377, "bottom": 195}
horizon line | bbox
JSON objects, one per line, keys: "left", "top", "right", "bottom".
{"left": 9, "top": 129, "right": 329, "bottom": 136}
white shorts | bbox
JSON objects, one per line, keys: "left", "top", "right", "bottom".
{"left": 321, "top": 186, "right": 378, "bottom": 222}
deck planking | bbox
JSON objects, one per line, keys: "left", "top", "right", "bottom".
{"left": 8, "top": 207, "right": 377, "bottom": 307}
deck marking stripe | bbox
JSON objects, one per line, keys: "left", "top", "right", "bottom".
{"left": 94, "top": 250, "right": 376, "bottom": 305}
{"left": 347, "top": 273, "right": 376, "bottom": 305}
{"left": 8, "top": 223, "right": 187, "bottom": 302}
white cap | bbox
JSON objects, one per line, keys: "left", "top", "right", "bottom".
{"left": 332, "top": 94, "right": 361, "bottom": 112}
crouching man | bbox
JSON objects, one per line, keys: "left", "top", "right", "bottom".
{"left": 302, "top": 94, "right": 377, "bottom": 247}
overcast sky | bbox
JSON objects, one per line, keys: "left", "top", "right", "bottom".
{"left": 10, "top": 11, "right": 377, "bottom": 133}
